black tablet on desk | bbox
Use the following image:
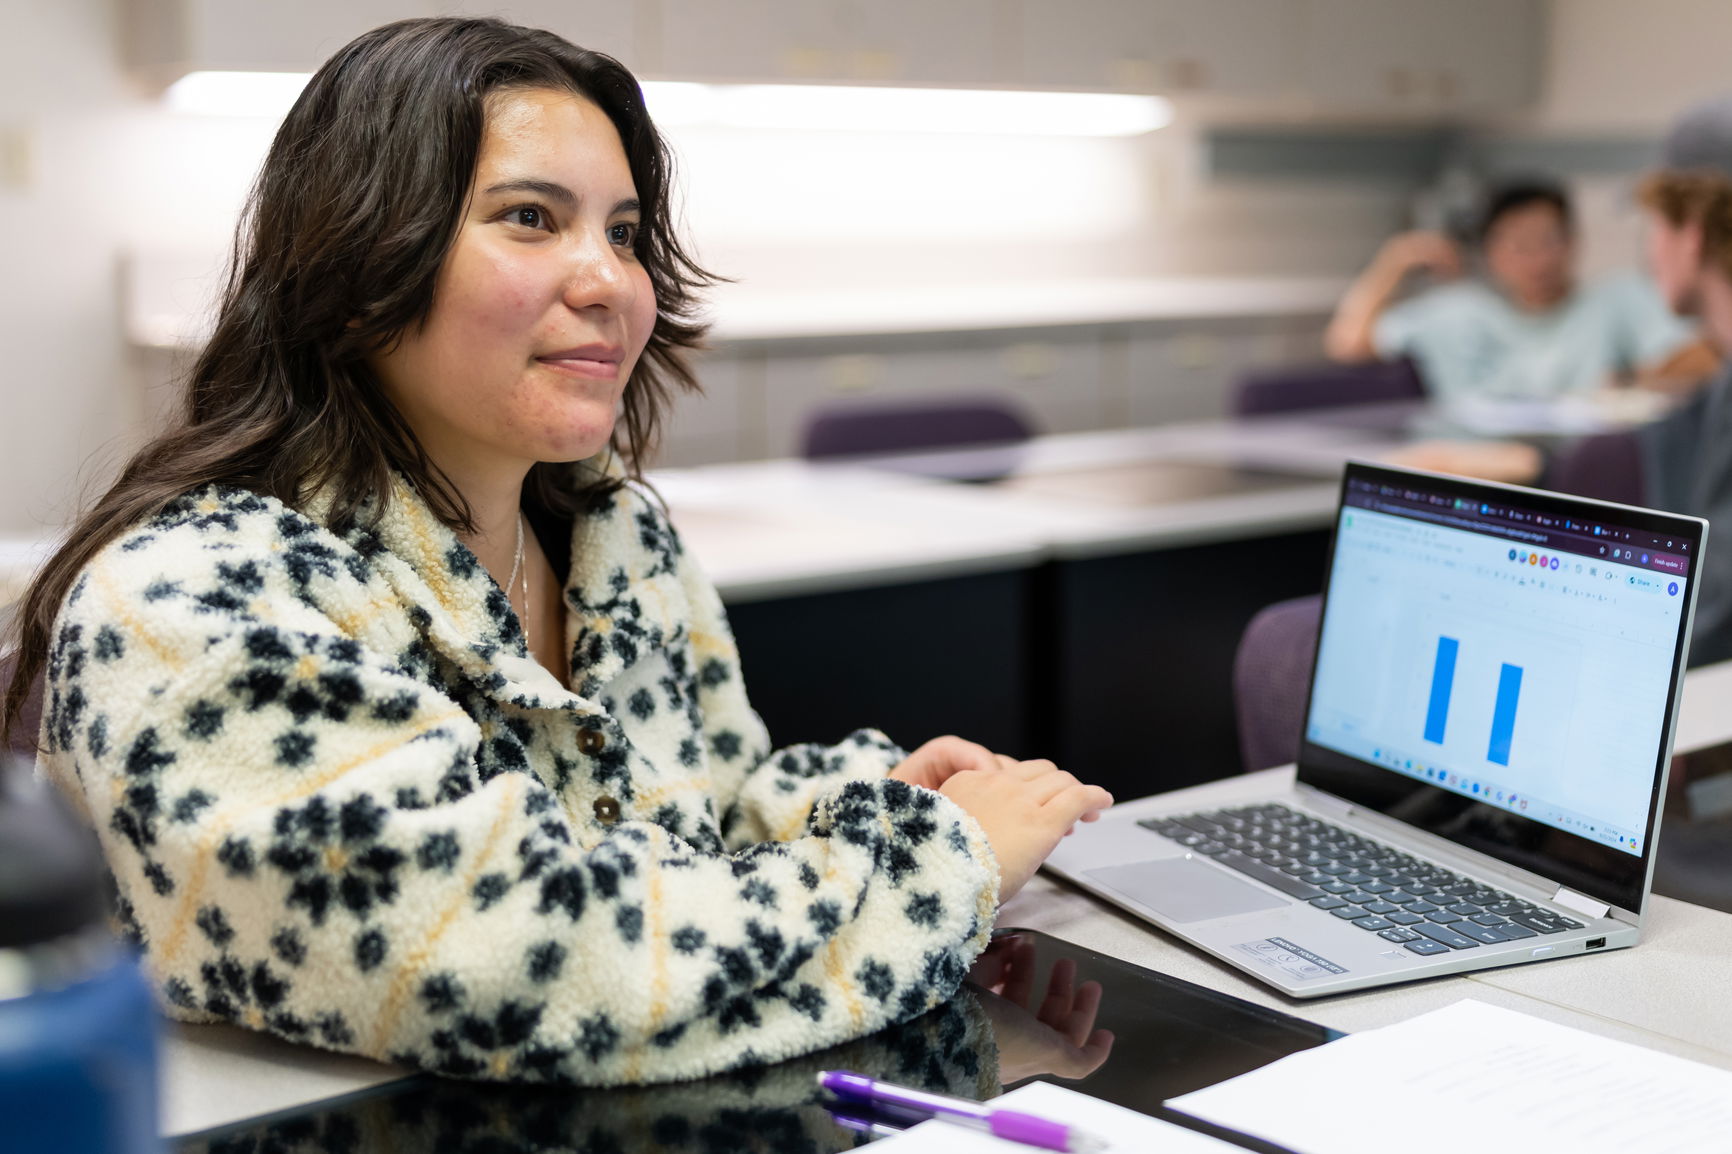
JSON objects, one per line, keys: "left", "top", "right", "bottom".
{"left": 986, "top": 927, "right": 1338, "bottom": 1105}
{"left": 173, "top": 927, "right": 1336, "bottom": 1152}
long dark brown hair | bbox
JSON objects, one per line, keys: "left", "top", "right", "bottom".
{"left": 3, "top": 17, "right": 714, "bottom": 748}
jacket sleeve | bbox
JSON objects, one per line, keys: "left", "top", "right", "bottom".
{"left": 666, "top": 531, "right": 925, "bottom": 850}
{"left": 40, "top": 529, "right": 1000, "bottom": 1087}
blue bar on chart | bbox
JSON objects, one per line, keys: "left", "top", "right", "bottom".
{"left": 1424, "top": 636, "right": 1459, "bottom": 745}
{"left": 1487, "top": 663, "right": 1523, "bottom": 766}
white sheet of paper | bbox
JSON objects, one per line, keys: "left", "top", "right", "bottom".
{"left": 1171, "top": 998, "right": 1732, "bottom": 1154}
{"left": 855, "top": 1079, "right": 1241, "bottom": 1151}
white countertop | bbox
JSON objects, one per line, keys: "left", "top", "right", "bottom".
{"left": 654, "top": 415, "right": 1385, "bottom": 601}
{"left": 0, "top": 418, "right": 1361, "bottom": 614}
{"left": 706, "top": 276, "right": 1346, "bottom": 343}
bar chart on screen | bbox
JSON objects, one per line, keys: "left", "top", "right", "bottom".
{"left": 1406, "top": 619, "right": 1573, "bottom": 780}
{"left": 1420, "top": 635, "right": 1530, "bottom": 768}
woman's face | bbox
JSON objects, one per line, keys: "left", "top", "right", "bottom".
{"left": 370, "top": 87, "right": 656, "bottom": 481}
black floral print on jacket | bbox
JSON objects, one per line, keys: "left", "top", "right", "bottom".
{"left": 40, "top": 462, "right": 999, "bottom": 1085}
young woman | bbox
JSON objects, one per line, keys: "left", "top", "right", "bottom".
{"left": 2, "top": 17, "right": 1111, "bottom": 1085}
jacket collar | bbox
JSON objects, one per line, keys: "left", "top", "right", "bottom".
{"left": 562, "top": 476, "right": 691, "bottom": 700}
{"left": 304, "top": 459, "right": 686, "bottom": 712}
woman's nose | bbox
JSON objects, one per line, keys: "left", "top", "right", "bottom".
{"left": 562, "top": 234, "right": 635, "bottom": 312}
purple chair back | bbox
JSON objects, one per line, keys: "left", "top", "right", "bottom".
{"left": 1233, "top": 358, "right": 1425, "bottom": 418}
{"left": 801, "top": 397, "right": 1034, "bottom": 460}
{"left": 1539, "top": 431, "right": 1645, "bottom": 506}
{"left": 1232, "top": 594, "right": 1323, "bottom": 773}
{"left": 1, "top": 649, "right": 44, "bottom": 760}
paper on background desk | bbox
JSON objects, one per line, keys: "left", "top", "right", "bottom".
{"left": 1171, "top": 999, "right": 1732, "bottom": 1154}
{"left": 859, "top": 1079, "right": 1240, "bottom": 1151}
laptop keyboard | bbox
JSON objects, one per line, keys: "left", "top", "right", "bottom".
{"left": 1139, "top": 803, "right": 1587, "bottom": 957}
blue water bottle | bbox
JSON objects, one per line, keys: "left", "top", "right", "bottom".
{"left": 0, "top": 766, "right": 160, "bottom": 1153}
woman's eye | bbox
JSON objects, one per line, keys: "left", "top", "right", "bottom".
{"left": 506, "top": 206, "right": 550, "bottom": 231}
{"left": 609, "top": 222, "right": 639, "bottom": 247}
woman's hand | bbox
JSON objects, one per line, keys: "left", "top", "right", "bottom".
{"left": 938, "top": 760, "right": 1113, "bottom": 902}
{"left": 887, "top": 736, "right": 1006, "bottom": 791}
{"left": 890, "top": 739, "right": 1111, "bottom": 832}
{"left": 970, "top": 935, "right": 1114, "bottom": 1083}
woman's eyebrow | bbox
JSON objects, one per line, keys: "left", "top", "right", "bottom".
{"left": 482, "top": 182, "right": 641, "bottom": 219}
{"left": 483, "top": 177, "right": 577, "bottom": 207}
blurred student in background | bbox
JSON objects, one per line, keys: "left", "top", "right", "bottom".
{"left": 1326, "top": 178, "right": 1713, "bottom": 400}
{"left": 1634, "top": 95, "right": 1732, "bottom": 665}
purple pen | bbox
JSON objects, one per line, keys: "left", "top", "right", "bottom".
{"left": 818, "top": 1070, "right": 1107, "bottom": 1153}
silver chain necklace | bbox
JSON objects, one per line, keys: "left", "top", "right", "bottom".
{"left": 504, "top": 512, "right": 530, "bottom": 646}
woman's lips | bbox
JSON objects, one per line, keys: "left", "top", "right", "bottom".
{"left": 537, "top": 345, "right": 624, "bottom": 379}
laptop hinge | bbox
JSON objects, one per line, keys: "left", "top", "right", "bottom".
{"left": 1552, "top": 887, "right": 1610, "bottom": 920}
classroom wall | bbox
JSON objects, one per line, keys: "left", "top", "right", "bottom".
{"left": 0, "top": 0, "right": 142, "bottom": 535}
{"left": 1526, "top": 0, "right": 1732, "bottom": 133}
{"left": 0, "top": 0, "right": 1418, "bottom": 537}
{"left": 10, "top": 1, "right": 1724, "bottom": 539}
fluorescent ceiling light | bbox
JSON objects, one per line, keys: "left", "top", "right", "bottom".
{"left": 644, "top": 82, "right": 1171, "bottom": 137}
{"left": 163, "top": 72, "right": 1172, "bottom": 137}
{"left": 166, "top": 71, "right": 311, "bottom": 117}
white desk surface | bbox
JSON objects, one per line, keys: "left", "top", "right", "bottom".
{"left": 655, "top": 415, "right": 1389, "bottom": 602}
{"left": 1001, "top": 773, "right": 1732, "bottom": 1074}
{"left": 158, "top": 656, "right": 1732, "bottom": 1138}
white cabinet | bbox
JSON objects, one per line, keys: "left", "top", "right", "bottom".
{"left": 655, "top": 0, "right": 839, "bottom": 83}
{"left": 1154, "top": 0, "right": 1301, "bottom": 99}
{"left": 1299, "top": 0, "right": 1539, "bottom": 114}
{"left": 1015, "top": 0, "right": 1299, "bottom": 98}
{"left": 1413, "top": 0, "right": 1541, "bottom": 112}
{"left": 1016, "top": 0, "right": 1159, "bottom": 91}
{"left": 1122, "top": 324, "right": 1295, "bottom": 426}
{"left": 446, "top": 2, "right": 641, "bottom": 68}
{"left": 653, "top": 0, "right": 1002, "bottom": 86}
{"left": 124, "top": 0, "right": 640, "bottom": 88}
{"left": 124, "top": 0, "right": 434, "bottom": 87}
{"left": 658, "top": 352, "right": 754, "bottom": 467}
{"left": 123, "top": 0, "right": 1540, "bottom": 115}
{"left": 848, "top": 0, "right": 1006, "bottom": 87}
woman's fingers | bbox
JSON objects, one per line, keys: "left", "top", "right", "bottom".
{"left": 1005, "top": 758, "right": 1060, "bottom": 782}
{"left": 1080, "top": 1028, "right": 1116, "bottom": 1068}
{"left": 1000, "top": 941, "right": 1037, "bottom": 1009}
{"left": 1026, "top": 768, "right": 1083, "bottom": 807}
{"left": 891, "top": 736, "right": 1002, "bottom": 789}
{"left": 1037, "top": 958, "right": 1077, "bottom": 1026}
{"left": 1047, "top": 783, "right": 1115, "bottom": 825}
{"left": 1065, "top": 979, "right": 1103, "bottom": 1048}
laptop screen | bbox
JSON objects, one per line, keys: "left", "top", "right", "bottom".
{"left": 1298, "top": 463, "right": 1704, "bottom": 915}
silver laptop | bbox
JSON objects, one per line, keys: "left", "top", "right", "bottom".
{"left": 1044, "top": 461, "right": 1706, "bottom": 996}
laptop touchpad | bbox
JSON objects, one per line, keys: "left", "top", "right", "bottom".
{"left": 1087, "top": 857, "right": 1289, "bottom": 923}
